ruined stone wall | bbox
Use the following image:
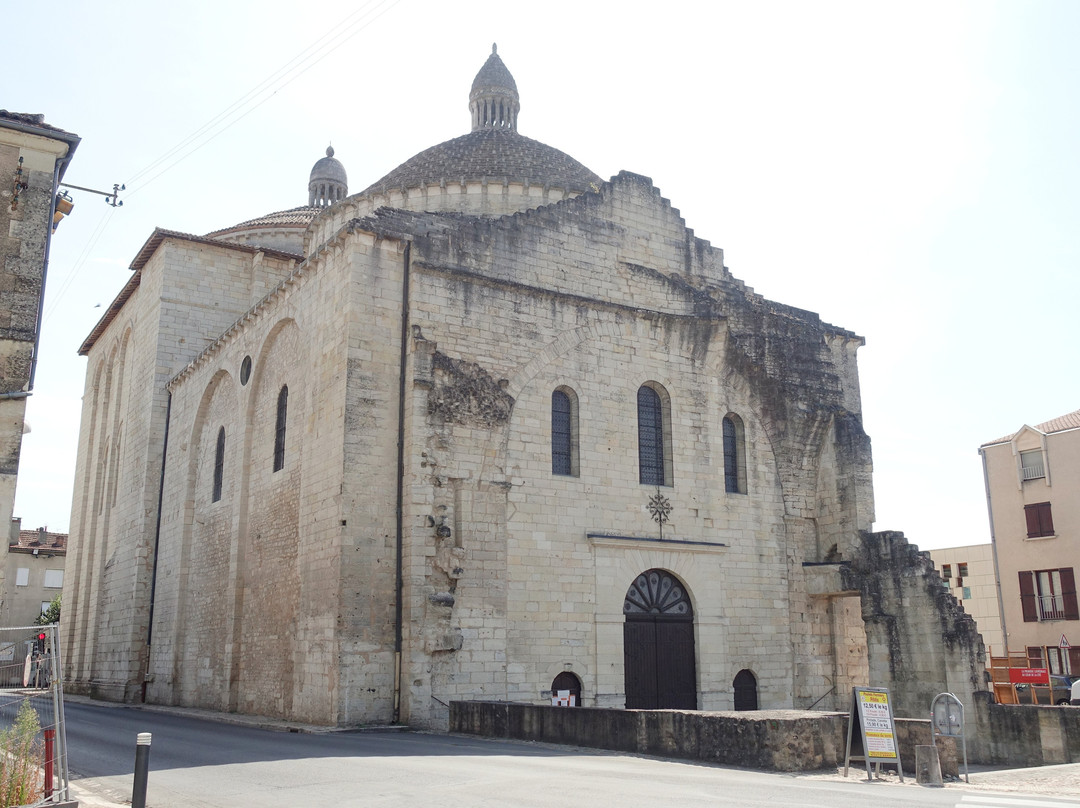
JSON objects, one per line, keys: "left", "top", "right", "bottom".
{"left": 849, "top": 530, "right": 987, "bottom": 718}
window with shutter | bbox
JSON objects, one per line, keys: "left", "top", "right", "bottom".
{"left": 1024, "top": 502, "right": 1054, "bottom": 538}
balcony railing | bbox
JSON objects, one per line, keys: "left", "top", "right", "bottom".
{"left": 1038, "top": 596, "right": 1065, "bottom": 621}
{"left": 1022, "top": 463, "right": 1045, "bottom": 480}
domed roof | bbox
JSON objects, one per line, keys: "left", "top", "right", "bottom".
{"left": 309, "top": 145, "right": 347, "bottom": 186}
{"left": 470, "top": 44, "right": 517, "bottom": 98}
{"left": 359, "top": 128, "right": 601, "bottom": 197}
{"left": 359, "top": 45, "right": 600, "bottom": 198}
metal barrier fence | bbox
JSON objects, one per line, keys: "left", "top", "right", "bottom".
{"left": 0, "top": 623, "right": 69, "bottom": 805}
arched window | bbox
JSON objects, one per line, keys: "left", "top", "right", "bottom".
{"left": 273, "top": 385, "right": 288, "bottom": 472}
{"left": 638, "top": 384, "right": 671, "bottom": 486}
{"left": 212, "top": 427, "right": 225, "bottom": 502}
{"left": 733, "top": 669, "right": 758, "bottom": 711}
{"left": 722, "top": 414, "right": 747, "bottom": 494}
{"left": 551, "top": 388, "right": 578, "bottom": 476}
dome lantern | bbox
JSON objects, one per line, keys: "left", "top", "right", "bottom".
{"left": 470, "top": 43, "right": 519, "bottom": 132}
{"left": 308, "top": 145, "right": 348, "bottom": 207}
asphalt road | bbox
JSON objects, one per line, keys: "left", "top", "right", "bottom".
{"left": 62, "top": 701, "right": 1080, "bottom": 808}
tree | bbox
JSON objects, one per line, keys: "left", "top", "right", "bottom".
{"left": 35, "top": 594, "right": 60, "bottom": 626}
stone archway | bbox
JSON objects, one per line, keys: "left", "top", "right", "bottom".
{"left": 623, "top": 569, "right": 697, "bottom": 709}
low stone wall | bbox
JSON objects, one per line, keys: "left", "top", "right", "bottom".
{"left": 970, "top": 692, "right": 1080, "bottom": 766}
{"left": 451, "top": 702, "right": 968, "bottom": 775}
{"left": 452, "top": 702, "right": 846, "bottom": 771}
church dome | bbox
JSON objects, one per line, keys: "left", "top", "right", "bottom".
{"left": 309, "top": 145, "right": 348, "bottom": 207}
{"left": 358, "top": 45, "right": 601, "bottom": 202}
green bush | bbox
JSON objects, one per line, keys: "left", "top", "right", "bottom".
{"left": 0, "top": 700, "right": 43, "bottom": 807}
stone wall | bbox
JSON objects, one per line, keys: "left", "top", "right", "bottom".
{"left": 969, "top": 692, "right": 1080, "bottom": 766}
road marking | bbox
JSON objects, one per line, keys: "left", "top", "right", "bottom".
{"left": 958, "top": 795, "right": 1080, "bottom": 808}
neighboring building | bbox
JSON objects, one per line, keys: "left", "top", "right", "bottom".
{"left": 1, "top": 519, "right": 66, "bottom": 628}
{"left": 0, "top": 112, "right": 79, "bottom": 545}
{"left": 928, "top": 543, "right": 1004, "bottom": 655}
{"left": 980, "top": 409, "right": 1080, "bottom": 675}
{"left": 63, "top": 47, "right": 979, "bottom": 728}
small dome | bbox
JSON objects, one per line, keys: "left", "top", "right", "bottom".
{"left": 470, "top": 43, "right": 520, "bottom": 132}
{"left": 309, "top": 145, "right": 348, "bottom": 207}
{"left": 470, "top": 43, "right": 518, "bottom": 99}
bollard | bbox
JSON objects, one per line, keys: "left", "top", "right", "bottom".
{"left": 915, "top": 744, "right": 943, "bottom": 787}
{"left": 132, "top": 732, "right": 152, "bottom": 808}
{"left": 43, "top": 729, "right": 54, "bottom": 798}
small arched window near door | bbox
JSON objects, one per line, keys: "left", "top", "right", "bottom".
{"left": 551, "top": 671, "right": 582, "bottom": 706}
{"left": 733, "top": 668, "right": 758, "bottom": 711}
{"left": 722, "top": 413, "right": 747, "bottom": 494}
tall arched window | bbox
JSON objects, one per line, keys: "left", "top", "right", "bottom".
{"left": 638, "top": 384, "right": 670, "bottom": 486}
{"left": 551, "top": 388, "right": 578, "bottom": 476}
{"left": 273, "top": 385, "right": 288, "bottom": 472}
{"left": 212, "top": 426, "right": 225, "bottom": 502}
{"left": 723, "top": 413, "right": 747, "bottom": 494}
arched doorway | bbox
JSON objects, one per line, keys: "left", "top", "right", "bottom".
{"left": 551, "top": 671, "right": 582, "bottom": 706}
{"left": 733, "top": 669, "right": 758, "bottom": 710}
{"left": 623, "top": 569, "right": 697, "bottom": 709}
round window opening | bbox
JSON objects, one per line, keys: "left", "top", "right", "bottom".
{"left": 240, "top": 356, "right": 252, "bottom": 385}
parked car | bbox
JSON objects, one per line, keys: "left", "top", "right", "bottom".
{"left": 1015, "top": 674, "right": 1076, "bottom": 705}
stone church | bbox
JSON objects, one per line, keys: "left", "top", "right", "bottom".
{"left": 63, "top": 47, "right": 977, "bottom": 728}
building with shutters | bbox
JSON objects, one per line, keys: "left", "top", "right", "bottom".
{"left": 979, "top": 408, "right": 1080, "bottom": 676}
{"left": 63, "top": 45, "right": 985, "bottom": 729}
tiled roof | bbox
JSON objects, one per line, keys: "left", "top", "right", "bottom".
{"left": 11, "top": 529, "right": 67, "bottom": 552}
{"left": 0, "top": 110, "right": 74, "bottom": 136}
{"left": 360, "top": 128, "right": 602, "bottom": 198}
{"left": 982, "top": 407, "right": 1080, "bottom": 446}
{"left": 206, "top": 206, "right": 320, "bottom": 236}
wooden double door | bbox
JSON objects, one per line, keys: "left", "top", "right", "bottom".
{"left": 623, "top": 569, "right": 697, "bottom": 710}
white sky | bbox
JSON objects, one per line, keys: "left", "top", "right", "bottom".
{"left": 8, "top": 0, "right": 1079, "bottom": 548}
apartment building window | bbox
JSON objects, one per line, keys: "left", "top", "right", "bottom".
{"left": 1019, "top": 568, "right": 1078, "bottom": 622}
{"left": 43, "top": 569, "right": 63, "bottom": 589}
{"left": 958, "top": 563, "right": 969, "bottom": 578}
{"left": 1024, "top": 502, "right": 1054, "bottom": 538}
{"left": 15, "top": 568, "right": 28, "bottom": 587}
{"left": 941, "top": 564, "right": 951, "bottom": 579}
{"left": 1020, "top": 450, "right": 1045, "bottom": 481}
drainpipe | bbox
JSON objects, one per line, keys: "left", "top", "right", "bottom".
{"left": 143, "top": 390, "right": 172, "bottom": 702}
{"left": 980, "top": 447, "right": 1008, "bottom": 655}
{"left": 393, "top": 241, "right": 411, "bottom": 724}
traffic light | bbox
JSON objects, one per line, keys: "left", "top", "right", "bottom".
{"left": 35, "top": 632, "right": 46, "bottom": 656}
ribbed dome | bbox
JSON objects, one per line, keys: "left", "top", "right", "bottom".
{"left": 360, "top": 47, "right": 600, "bottom": 199}
{"left": 359, "top": 128, "right": 601, "bottom": 197}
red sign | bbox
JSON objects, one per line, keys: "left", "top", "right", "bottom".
{"left": 1009, "top": 667, "right": 1050, "bottom": 684}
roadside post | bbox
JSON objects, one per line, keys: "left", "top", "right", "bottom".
{"left": 132, "top": 733, "right": 152, "bottom": 808}
{"left": 931, "top": 693, "right": 969, "bottom": 783}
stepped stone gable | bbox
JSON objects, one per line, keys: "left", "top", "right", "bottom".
{"left": 61, "top": 46, "right": 980, "bottom": 731}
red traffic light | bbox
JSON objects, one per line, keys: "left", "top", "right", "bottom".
{"left": 37, "top": 633, "right": 46, "bottom": 641}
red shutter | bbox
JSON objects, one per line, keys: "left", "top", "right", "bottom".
{"left": 1060, "top": 567, "right": 1078, "bottom": 621}
{"left": 1019, "top": 571, "right": 1039, "bottom": 622}
{"left": 1025, "top": 505, "right": 1041, "bottom": 537}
